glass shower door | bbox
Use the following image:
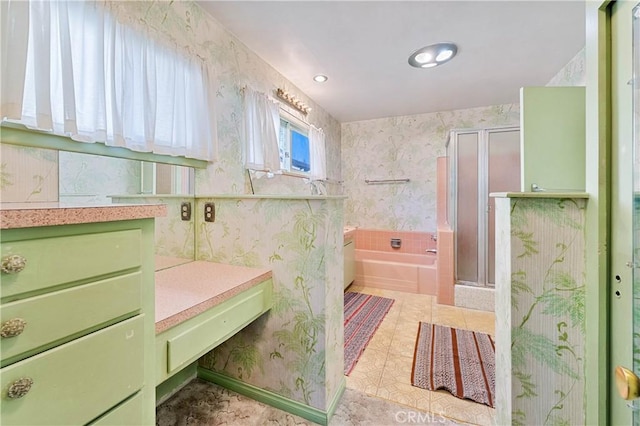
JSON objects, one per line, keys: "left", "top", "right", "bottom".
{"left": 455, "top": 132, "right": 479, "bottom": 284}
{"left": 487, "top": 129, "right": 521, "bottom": 285}
{"left": 449, "top": 127, "right": 520, "bottom": 287}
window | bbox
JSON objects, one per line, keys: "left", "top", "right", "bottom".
{"left": 279, "top": 115, "right": 310, "bottom": 174}
{"left": 1, "top": 1, "right": 216, "bottom": 161}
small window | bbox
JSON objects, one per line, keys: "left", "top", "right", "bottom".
{"left": 279, "top": 115, "right": 310, "bottom": 174}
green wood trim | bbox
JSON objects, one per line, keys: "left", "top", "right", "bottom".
{"left": 197, "top": 368, "right": 331, "bottom": 425}
{"left": 585, "top": 1, "right": 612, "bottom": 425}
{"left": 326, "top": 378, "right": 346, "bottom": 424}
{"left": 0, "top": 123, "right": 208, "bottom": 169}
{"left": 155, "top": 362, "right": 198, "bottom": 405}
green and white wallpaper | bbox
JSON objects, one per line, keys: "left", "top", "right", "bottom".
{"left": 341, "top": 104, "right": 520, "bottom": 232}
{"left": 197, "top": 197, "right": 344, "bottom": 411}
{"left": 495, "top": 197, "right": 586, "bottom": 426}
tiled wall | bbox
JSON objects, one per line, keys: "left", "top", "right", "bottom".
{"left": 354, "top": 228, "right": 435, "bottom": 254}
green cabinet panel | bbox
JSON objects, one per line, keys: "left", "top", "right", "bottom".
{"left": 520, "top": 86, "right": 586, "bottom": 192}
{"left": 89, "top": 392, "right": 144, "bottom": 426}
{"left": 1, "top": 229, "right": 142, "bottom": 301}
{"left": 1, "top": 272, "right": 141, "bottom": 365}
{"left": 156, "top": 279, "right": 273, "bottom": 385}
{"left": 1, "top": 315, "right": 144, "bottom": 425}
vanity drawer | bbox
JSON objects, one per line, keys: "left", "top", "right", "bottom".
{"left": 160, "top": 280, "right": 272, "bottom": 377}
{"left": 1, "top": 229, "right": 141, "bottom": 300}
{"left": 89, "top": 392, "right": 143, "bottom": 426}
{"left": 1, "top": 315, "right": 144, "bottom": 426}
{"left": 1, "top": 272, "right": 141, "bottom": 365}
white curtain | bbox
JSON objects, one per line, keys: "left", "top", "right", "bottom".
{"left": 0, "top": 0, "right": 216, "bottom": 161}
{"left": 308, "top": 124, "right": 327, "bottom": 181}
{"left": 243, "top": 87, "right": 280, "bottom": 171}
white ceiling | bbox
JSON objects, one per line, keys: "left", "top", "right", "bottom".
{"left": 197, "top": 1, "right": 585, "bottom": 123}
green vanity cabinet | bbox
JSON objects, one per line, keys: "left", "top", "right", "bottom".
{"left": 0, "top": 219, "right": 156, "bottom": 425}
{"left": 156, "top": 278, "right": 273, "bottom": 385}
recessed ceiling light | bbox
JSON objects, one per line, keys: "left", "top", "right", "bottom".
{"left": 408, "top": 42, "right": 458, "bottom": 68}
{"left": 313, "top": 74, "right": 328, "bottom": 83}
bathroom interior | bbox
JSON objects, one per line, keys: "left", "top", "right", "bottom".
{"left": 0, "top": 1, "right": 594, "bottom": 426}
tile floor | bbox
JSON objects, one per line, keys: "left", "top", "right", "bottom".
{"left": 345, "top": 284, "right": 496, "bottom": 426}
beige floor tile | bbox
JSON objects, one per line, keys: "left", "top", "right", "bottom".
{"left": 378, "top": 354, "right": 415, "bottom": 387}
{"left": 463, "top": 310, "right": 496, "bottom": 337}
{"left": 375, "top": 378, "right": 431, "bottom": 412}
{"left": 366, "top": 327, "right": 394, "bottom": 352}
{"left": 347, "top": 347, "right": 387, "bottom": 395}
{"left": 353, "top": 347, "right": 389, "bottom": 371}
{"left": 399, "top": 304, "right": 432, "bottom": 323}
{"left": 388, "top": 328, "right": 420, "bottom": 358}
{"left": 345, "top": 285, "right": 496, "bottom": 425}
{"left": 430, "top": 390, "right": 494, "bottom": 426}
{"left": 346, "top": 372, "right": 381, "bottom": 396}
{"left": 432, "top": 305, "right": 467, "bottom": 329}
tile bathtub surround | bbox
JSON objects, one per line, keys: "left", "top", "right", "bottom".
{"left": 354, "top": 228, "right": 436, "bottom": 254}
{"left": 156, "top": 379, "right": 464, "bottom": 426}
{"left": 347, "top": 285, "right": 495, "bottom": 426}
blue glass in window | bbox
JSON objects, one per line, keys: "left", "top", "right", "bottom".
{"left": 291, "top": 130, "right": 310, "bottom": 172}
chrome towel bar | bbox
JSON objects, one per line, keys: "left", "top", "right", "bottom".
{"left": 365, "top": 178, "right": 410, "bottom": 184}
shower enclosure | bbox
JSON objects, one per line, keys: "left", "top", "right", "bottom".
{"left": 447, "top": 127, "right": 521, "bottom": 287}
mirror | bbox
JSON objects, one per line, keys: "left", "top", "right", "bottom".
{"left": 57, "top": 151, "right": 196, "bottom": 270}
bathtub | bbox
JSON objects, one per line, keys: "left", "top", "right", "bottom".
{"left": 354, "top": 249, "right": 437, "bottom": 295}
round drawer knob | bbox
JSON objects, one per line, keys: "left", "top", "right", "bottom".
{"left": 1, "top": 255, "right": 27, "bottom": 274}
{"left": 1, "top": 318, "right": 26, "bottom": 338}
{"left": 7, "top": 378, "right": 33, "bottom": 399}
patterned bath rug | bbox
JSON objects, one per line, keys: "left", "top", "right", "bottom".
{"left": 344, "top": 292, "right": 395, "bottom": 375}
{"left": 411, "top": 322, "right": 495, "bottom": 407}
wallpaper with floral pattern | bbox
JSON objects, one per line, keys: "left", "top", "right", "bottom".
{"left": 196, "top": 197, "right": 344, "bottom": 411}
{"left": 0, "top": 144, "right": 58, "bottom": 202}
{"left": 341, "top": 104, "right": 520, "bottom": 232}
{"left": 495, "top": 197, "right": 586, "bottom": 426}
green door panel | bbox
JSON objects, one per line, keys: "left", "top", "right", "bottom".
{"left": 520, "top": 86, "right": 586, "bottom": 192}
{"left": 0, "top": 229, "right": 141, "bottom": 300}
{"left": 1, "top": 271, "right": 141, "bottom": 366}
{"left": 0, "top": 315, "right": 144, "bottom": 425}
{"left": 89, "top": 392, "right": 144, "bottom": 426}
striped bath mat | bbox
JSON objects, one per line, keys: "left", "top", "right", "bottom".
{"left": 344, "top": 292, "right": 395, "bottom": 375}
{"left": 411, "top": 322, "right": 495, "bottom": 407}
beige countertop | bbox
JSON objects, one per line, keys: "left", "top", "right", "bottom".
{"left": 155, "top": 261, "right": 272, "bottom": 334}
{"left": 0, "top": 203, "right": 167, "bottom": 229}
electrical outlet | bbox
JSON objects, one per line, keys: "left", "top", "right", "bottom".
{"left": 204, "top": 202, "right": 215, "bottom": 223}
{"left": 180, "top": 202, "right": 191, "bottom": 221}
